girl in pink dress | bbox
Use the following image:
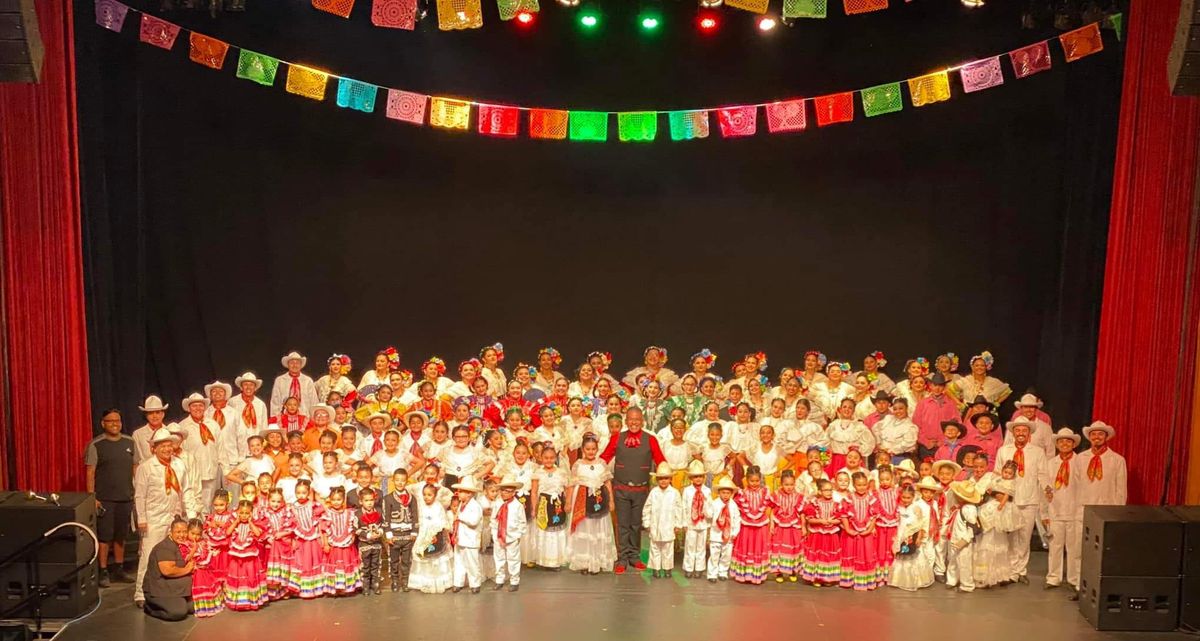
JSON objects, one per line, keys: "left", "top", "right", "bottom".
{"left": 801, "top": 479, "right": 842, "bottom": 586}
{"left": 261, "top": 488, "right": 298, "bottom": 599}
{"left": 224, "top": 500, "right": 268, "bottom": 611}
{"left": 291, "top": 480, "right": 327, "bottom": 598}
{"left": 840, "top": 472, "right": 881, "bottom": 591}
{"left": 874, "top": 467, "right": 901, "bottom": 585}
{"left": 731, "top": 466, "right": 771, "bottom": 584}
{"left": 187, "top": 519, "right": 224, "bottom": 618}
{"left": 321, "top": 487, "right": 363, "bottom": 595}
{"left": 203, "top": 490, "right": 235, "bottom": 586}
{"left": 768, "top": 470, "right": 805, "bottom": 582}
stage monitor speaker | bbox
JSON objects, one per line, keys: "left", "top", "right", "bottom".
{"left": 0, "top": 493, "right": 96, "bottom": 565}
{"left": 0, "top": 623, "right": 31, "bottom": 641}
{"left": 1167, "top": 506, "right": 1200, "bottom": 577}
{"left": 1081, "top": 506, "right": 1183, "bottom": 578}
{"left": 1170, "top": 0, "right": 1200, "bottom": 95}
{"left": 1078, "top": 574, "right": 1181, "bottom": 631}
{"left": 0, "top": 0, "right": 42, "bottom": 83}
{"left": 1182, "top": 575, "right": 1200, "bottom": 631}
{"left": 0, "top": 560, "right": 97, "bottom": 620}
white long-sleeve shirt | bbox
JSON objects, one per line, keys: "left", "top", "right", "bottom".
{"left": 708, "top": 496, "right": 741, "bottom": 542}
{"left": 994, "top": 443, "right": 1049, "bottom": 507}
{"left": 774, "top": 419, "right": 827, "bottom": 455}
{"left": 826, "top": 419, "right": 876, "bottom": 456}
{"left": 1039, "top": 453, "right": 1079, "bottom": 522}
{"left": 643, "top": 485, "right": 682, "bottom": 542}
{"left": 269, "top": 373, "right": 320, "bottom": 417}
{"left": 874, "top": 415, "right": 918, "bottom": 456}
{"left": 453, "top": 497, "right": 484, "bottom": 549}
{"left": 206, "top": 404, "right": 248, "bottom": 469}
{"left": 178, "top": 416, "right": 222, "bottom": 481}
{"left": 134, "top": 456, "right": 200, "bottom": 525}
{"left": 681, "top": 484, "right": 713, "bottom": 531}
{"left": 487, "top": 497, "right": 528, "bottom": 542}
{"left": 1070, "top": 448, "right": 1127, "bottom": 519}
{"left": 227, "top": 393, "right": 269, "bottom": 437}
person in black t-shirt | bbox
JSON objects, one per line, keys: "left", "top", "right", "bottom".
{"left": 84, "top": 408, "right": 137, "bottom": 587}
{"left": 142, "top": 518, "right": 194, "bottom": 621}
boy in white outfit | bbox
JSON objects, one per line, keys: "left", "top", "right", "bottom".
{"left": 644, "top": 462, "right": 683, "bottom": 578}
{"left": 1041, "top": 428, "right": 1082, "bottom": 590}
{"left": 450, "top": 477, "right": 485, "bottom": 593}
{"left": 680, "top": 460, "right": 712, "bottom": 578}
{"left": 490, "top": 475, "right": 528, "bottom": 591}
{"left": 707, "top": 477, "right": 741, "bottom": 582}
{"left": 945, "top": 478, "right": 981, "bottom": 593}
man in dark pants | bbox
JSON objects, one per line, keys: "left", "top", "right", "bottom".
{"left": 599, "top": 407, "right": 665, "bottom": 574}
{"left": 84, "top": 408, "right": 136, "bottom": 587}
{"left": 142, "top": 518, "right": 194, "bottom": 622}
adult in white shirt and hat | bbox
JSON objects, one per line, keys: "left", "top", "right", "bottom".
{"left": 203, "top": 380, "right": 246, "bottom": 497}
{"left": 270, "top": 351, "right": 320, "bottom": 417}
{"left": 1068, "top": 420, "right": 1127, "bottom": 600}
{"left": 132, "top": 427, "right": 198, "bottom": 605}
{"left": 228, "top": 372, "right": 269, "bottom": 437}
{"left": 132, "top": 395, "right": 169, "bottom": 464}
{"left": 1005, "top": 393, "right": 1054, "bottom": 457}
{"left": 178, "top": 393, "right": 223, "bottom": 510}
{"left": 1041, "top": 427, "right": 1081, "bottom": 591}
{"left": 994, "top": 421, "right": 1048, "bottom": 584}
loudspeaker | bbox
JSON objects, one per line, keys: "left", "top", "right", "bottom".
{"left": 1170, "top": 0, "right": 1200, "bottom": 95}
{"left": 0, "top": 493, "right": 96, "bottom": 565}
{"left": 1182, "top": 575, "right": 1200, "bottom": 631}
{"left": 1082, "top": 506, "right": 1183, "bottom": 577}
{"left": 1167, "top": 506, "right": 1200, "bottom": 576}
{"left": 1079, "top": 574, "right": 1181, "bottom": 632}
{"left": 0, "top": 0, "right": 42, "bottom": 83}
{"left": 0, "top": 560, "right": 98, "bottom": 620}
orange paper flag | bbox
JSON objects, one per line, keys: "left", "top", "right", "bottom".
{"left": 313, "top": 0, "right": 356, "bottom": 17}
{"left": 1059, "top": 23, "right": 1103, "bottom": 62}
{"left": 188, "top": 33, "right": 229, "bottom": 70}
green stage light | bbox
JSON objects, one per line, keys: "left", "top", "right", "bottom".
{"left": 579, "top": 12, "right": 599, "bottom": 28}
{"left": 640, "top": 15, "right": 659, "bottom": 30}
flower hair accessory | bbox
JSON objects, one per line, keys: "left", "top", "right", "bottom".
{"left": 396, "top": 369, "right": 414, "bottom": 386}
{"left": 481, "top": 342, "right": 505, "bottom": 363}
{"left": 538, "top": 347, "right": 563, "bottom": 369}
{"left": 643, "top": 345, "right": 668, "bottom": 363}
{"left": 458, "top": 358, "right": 482, "bottom": 373}
{"left": 805, "top": 351, "right": 828, "bottom": 368}
{"left": 691, "top": 348, "right": 717, "bottom": 367}
{"left": 909, "top": 357, "right": 930, "bottom": 376}
{"left": 503, "top": 406, "right": 528, "bottom": 422}
{"left": 749, "top": 351, "right": 768, "bottom": 372}
{"left": 971, "top": 351, "right": 995, "bottom": 371}
{"left": 867, "top": 351, "right": 887, "bottom": 368}
{"left": 826, "top": 361, "right": 852, "bottom": 374}
{"left": 513, "top": 362, "right": 536, "bottom": 378}
{"left": 755, "top": 374, "right": 770, "bottom": 390}
{"left": 422, "top": 357, "right": 446, "bottom": 377}
{"left": 378, "top": 346, "right": 401, "bottom": 372}
{"left": 328, "top": 354, "right": 352, "bottom": 375}
{"left": 587, "top": 351, "right": 613, "bottom": 372}
{"left": 940, "top": 352, "right": 959, "bottom": 372}
{"left": 451, "top": 397, "right": 471, "bottom": 410}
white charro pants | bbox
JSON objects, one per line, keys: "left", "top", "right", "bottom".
{"left": 1046, "top": 520, "right": 1081, "bottom": 587}
{"left": 648, "top": 540, "right": 674, "bottom": 570}
{"left": 683, "top": 530, "right": 708, "bottom": 572}
{"left": 454, "top": 546, "right": 482, "bottom": 589}
{"left": 707, "top": 541, "right": 732, "bottom": 580}
{"left": 1009, "top": 505, "right": 1039, "bottom": 579}
{"left": 492, "top": 539, "right": 522, "bottom": 586}
{"left": 133, "top": 521, "right": 171, "bottom": 602}
{"left": 947, "top": 541, "right": 975, "bottom": 592}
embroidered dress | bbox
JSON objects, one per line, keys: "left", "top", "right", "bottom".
{"left": 321, "top": 508, "right": 363, "bottom": 594}
{"left": 409, "top": 502, "right": 453, "bottom": 594}
{"left": 874, "top": 486, "right": 901, "bottom": 584}
{"left": 731, "top": 486, "right": 770, "bottom": 584}
{"left": 768, "top": 489, "right": 804, "bottom": 576}
{"left": 664, "top": 394, "right": 706, "bottom": 425}
{"left": 225, "top": 522, "right": 269, "bottom": 610}
{"left": 529, "top": 466, "right": 570, "bottom": 568}
{"left": 190, "top": 540, "right": 224, "bottom": 617}
{"left": 974, "top": 499, "right": 1020, "bottom": 588}
{"left": 567, "top": 459, "right": 617, "bottom": 573}
{"left": 291, "top": 500, "right": 327, "bottom": 598}
{"left": 889, "top": 500, "right": 934, "bottom": 591}
{"left": 203, "top": 511, "right": 235, "bottom": 583}
{"left": 262, "top": 505, "right": 299, "bottom": 598}
{"left": 840, "top": 492, "right": 881, "bottom": 590}
{"left": 802, "top": 498, "right": 842, "bottom": 584}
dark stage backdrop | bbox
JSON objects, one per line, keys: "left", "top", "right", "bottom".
{"left": 74, "top": 0, "right": 1123, "bottom": 429}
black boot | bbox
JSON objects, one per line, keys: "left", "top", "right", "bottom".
{"left": 98, "top": 568, "right": 111, "bottom": 588}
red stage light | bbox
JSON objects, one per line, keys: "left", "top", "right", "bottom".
{"left": 516, "top": 10, "right": 535, "bottom": 24}
{"left": 699, "top": 16, "right": 718, "bottom": 31}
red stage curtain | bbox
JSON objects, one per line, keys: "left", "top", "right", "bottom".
{"left": 0, "top": 0, "right": 91, "bottom": 491}
{"left": 1092, "top": 2, "right": 1200, "bottom": 505}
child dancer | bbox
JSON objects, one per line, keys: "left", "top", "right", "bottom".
{"left": 450, "top": 477, "right": 484, "bottom": 593}
{"left": 261, "top": 488, "right": 298, "bottom": 600}
{"left": 291, "top": 480, "right": 326, "bottom": 598}
{"left": 188, "top": 518, "right": 224, "bottom": 618}
{"left": 768, "top": 470, "right": 804, "bottom": 582}
{"left": 479, "top": 479, "right": 499, "bottom": 583}
{"left": 355, "top": 488, "right": 385, "bottom": 595}
{"left": 203, "top": 490, "right": 235, "bottom": 588}
{"left": 491, "top": 475, "right": 528, "bottom": 591}
{"left": 528, "top": 446, "right": 570, "bottom": 569}
{"left": 700, "top": 423, "right": 734, "bottom": 487}
{"left": 383, "top": 469, "right": 418, "bottom": 592}
{"left": 874, "top": 467, "right": 901, "bottom": 585}
{"left": 945, "top": 478, "right": 982, "bottom": 593}
{"left": 889, "top": 483, "right": 934, "bottom": 591}
{"left": 644, "top": 462, "right": 682, "bottom": 578}
{"left": 567, "top": 436, "right": 616, "bottom": 574}
{"left": 707, "top": 477, "right": 741, "bottom": 583}
{"left": 974, "top": 478, "right": 1019, "bottom": 589}
{"left": 801, "top": 479, "right": 842, "bottom": 587}
{"left": 224, "top": 500, "right": 268, "bottom": 611}
{"left": 731, "top": 466, "right": 770, "bottom": 584}
{"left": 840, "top": 472, "right": 880, "bottom": 591}
{"left": 321, "top": 486, "right": 363, "bottom": 596}
{"left": 680, "top": 460, "right": 712, "bottom": 579}
{"left": 832, "top": 470, "right": 852, "bottom": 502}
{"left": 798, "top": 458, "right": 825, "bottom": 497}
{"left": 410, "top": 484, "right": 453, "bottom": 594}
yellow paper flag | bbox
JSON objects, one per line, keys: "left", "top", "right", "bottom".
{"left": 286, "top": 65, "right": 329, "bottom": 101}
{"left": 437, "top": 0, "right": 483, "bottom": 30}
{"left": 429, "top": 97, "right": 472, "bottom": 130}
{"left": 907, "top": 70, "right": 951, "bottom": 108}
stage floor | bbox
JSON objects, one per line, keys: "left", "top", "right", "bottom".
{"left": 56, "top": 553, "right": 1191, "bottom": 641}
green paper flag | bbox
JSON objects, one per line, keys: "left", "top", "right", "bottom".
{"left": 235, "top": 49, "right": 280, "bottom": 87}
{"left": 569, "top": 111, "right": 608, "bottom": 142}
{"left": 618, "top": 112, "right": 657, "bottom": 142}
{"left": 1108, "top": 13, "right": 1122, "bottom": 41}
{"left": 860, "top": 82, "right": 903, "bottom": 118}
{"left": 668, "top": 111, "right": 709, "bottom": 141}
{"left": 496, "top": 0, "right": 538, "bottom": 20}
{"left": 783, "top": 0, "right": 826, "bottom": 19}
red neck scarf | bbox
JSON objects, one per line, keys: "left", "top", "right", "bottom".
{"left": 197, "top": 420, "right": 215, "bottom": 445}
{"left": 690, "top": 487, "right": 706, "bottom": 525}
{"left": 161, "top": 458, "right": 181, "bottom": 495}
{"left": 1087, "top": 447, "right": 1107, "bottom": 481}
{"left": 242, "top": 400, "right": 257, "bottom": 429}
{"left": 1055, "top": 452, "right": 1073, "bottom": 489}
{"left": 288, "top": 373, "right": 301, "bottom": 401}
{"left": 1014, "top": 442, "right": 1026, "bottom": 477}
{"left": 496, "top": 499, "right": 512, "bottom": 546}
{"left": 212, "top": 406, "right": 226, "bottom": 429}
{"left": 624, "top": 429, "right": 643, "bottom": 449}
{"left": 716, "top": 500, "right": 732, "bottom": 543}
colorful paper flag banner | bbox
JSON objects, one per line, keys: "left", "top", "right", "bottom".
{"left": 236, "top": 50, "right": 280, "bottom": 87}
{"left": 286, "top": 65, "right": 330, "bottom": 101}
{"left": 478, "top": 104, "right": 520, "bottom": 136}
{"left": 95, "top": 0, "right": 129, "bottom": 32}
{"left": 568, "top": 111, "right": 608, "bottom": 142}
{"left": 783, "top": 0, "right": 827, "bottom": 18}
{"left": 312, "top": 0, "right": 356, "bottom": 18}
{"left": 139, "top": 14, "right": 180, "bottom": 50}
{"left": 1009, "top": 41, "right": 1052, "bottom": 79}
{"left": 337, "top": 78, "right": 379, "bottom": 113}
{"left": 843, "top": 0, "right": 886, "bottom": 15}
{"left": 437, "top": 0, "right": 483, "bottom": 30}
{"left": 385, "top": 89, "right": 428, "bottom": 124}
{"left": 430, "top": 97, "right": 472, "bottom": 129}
{"left": 530, "top": 109, "right": 569, "bottom": 140}
{"left": 188, "top": 33, "right": 229, "bottom": 70}
{"left": 1108, "top": 13, "right": 1123, "bottom": 41}
{"left": 908, "top": 70, "right": 950, "bottom": 107}
{"left": 814, "top": 92, "right": 854, "bottom": 126}
{"left": 496, "top": 0, "right": 539, "bottom": 20}
{"left": 716, "top": 106, "right": 757, "bottom": 138}
{"left": 1059, "top": 23, "right": 1104, "bottom": 62}
{"left": 726, "top": 0, "right": 769, "bottom": 14}
{"left": 959, "top": 57, "right": 1004, "bottom": 93}
{"left": 668, "top": 111, "right": 709, "bottom": 141}
{"left": 860, "top": 82, "right": 902, "bottom": 117}
{"left": 618, "top": 112, "right": 657, "bottom": 142}
{"left": 372, "top": 0, "right": 418, "bottom": 28}
{"left": 766, "top": 99, "right": 807, "bottom": 133}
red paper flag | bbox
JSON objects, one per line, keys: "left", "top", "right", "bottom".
{"left": 813, "top": 92, "right": 854, "bottom": 127}
{"left": 478, "top": 104, "right": 520, "bottom": 137}
{"left": 529, "top": 109, "right": 569, "bottom": 140}
{"left": 1059, "top": 23, "right": 1103, "bottom": 62}
{"left": 188, "top": 33, "right": 229, "bottom": 70}
{"left": 1009, "top": 41, "right": 1052, "bottom": 79}
{"left": 372, "top": 0, "right": 417, "bottom": 28}
{"left": 765, "top": 99, "right": 806, "bottom": 133}
{"left": 385, "top": 89, "right": 428, "bottom": 125}
{"left": 139, "top": 14, "right": 180, "bottom": 50}
{"left": 716, "top": 106, "right": 757, "bottom": 138}
{"left": 313, "top": 0, "right": 356, "bottom": 17}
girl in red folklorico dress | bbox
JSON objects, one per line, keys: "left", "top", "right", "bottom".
{"left": 802, "top": 479, "right": 843, "bottom": 587}
{"left": 840, "top": 472, "right": 881, "bottom": 591}
{"left": 291, "top": 480, "right": 327, "bottom": 599}
{"left": 768, "top": 470, "right": 805, "bottom": 582}
{"left": 242, "top": 480, "right": 270, "bottom": 581}
{"left": 187, "top": 519, "right": 224, "bottom": 618}
{"left": 204, "top": 490, "right": 236, "bottom": 587}
{"left": 731, "top": 466, "right": 771, "bottom": 585}
{"left": 321, "top": 486, "right": 363, "bottom": 595}
{"left": 873, "top": 467, "right": 901, "bottom": 586}
{"left": 224, "top": 500, "right": 269, "bottom": 611}
{"left": 261, "top": 488, "right": 298, "bottom": 600}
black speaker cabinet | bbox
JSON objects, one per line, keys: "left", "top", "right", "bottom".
{"left": 1082, "top": 506, "right": 1183, "bottom": 578}
{"left": 1167, "top": 506, "right": 1200, "bottom": 577}
{"left": 1182, "top": 575, "right": 1200, "bottom": 631}
{"left": 1079, "top": 574, "right": 1181, "bottom": 632}
{"left": 0, "top": 560, "right": 98, "bottom": 620}
{"left": 0, "top": 0, "right": 42, "bottom": 83}
{"left": 0, "top": 493, "right": 96, "bottom": 565}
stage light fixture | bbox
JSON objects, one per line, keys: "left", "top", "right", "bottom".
{"left": 579, "top": 11, "right": 599, "bottom": 28}
{"left": 961, "top": 0, "right": 984, "bottom": 6}
{"left": 556, "top": 0, "right": 581, "bottom": 7}
{"left": 640, "top": 14, "right": 661, "bottom": 30}
{"left": 515, "top": 9, "right": 535, "bottom": 23}
{"left": 756, "top": 15, "right": 777, "bottom": 31}
{"left": 697, "top": 13, "right": 718, "bottom": 31}
{"left": 699, "top": 0, "right": 723, "bottom": 7}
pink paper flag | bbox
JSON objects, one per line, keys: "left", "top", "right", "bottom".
{"left": 959, "top": 56, "right": 1004, "bottom": 93}
{"left": 765, "top": 99, "right": 807, "bottom": 133}
{"left": 95, "top": 0, "right": 129, "bottom": 32}
{"left": 716, "top": 106, "right": 757, "bottom": 138}
{"left": 372, "top": 0, "right": 417, "bottom": 29}
{"left": 139, "top": 14, "right": 181, "bottom": 50}
{"left": 478, "top": 104, "right": 520, "bottom": 137}
{"left": 1009, "top": 41, "right": 1052, "bottom": 79}
{"left": 385, "top": 89, "right": 428, "bottom": 125}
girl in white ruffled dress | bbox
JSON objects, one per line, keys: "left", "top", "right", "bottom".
{"left": 527, "top": 446, "right": 570, "bottom": 568}
{"left": 566, "top": 437, "right": 617, "bottom": 574}
{"left": 889, "top": 484, "right": 934, "bottom": 591}
{"left": 974, "top": 477, "right": 1020, "bottom": 588}
{"left": 408, "top": 484, "right": 453, "bottom": 594}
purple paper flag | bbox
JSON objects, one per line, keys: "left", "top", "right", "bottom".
{"left": 959, "top": 56, "right": 1004, "bottom": 93}
{"left": 95, "top": 0, "right": 129, "bottom": 32}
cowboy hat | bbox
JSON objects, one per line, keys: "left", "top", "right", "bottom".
{"left": 1052, "top": 427, "right": 1081, "bottom": 446}
{"left": 989, "top": 479, "right": 1016, "bottom": 498}
{"left": 686, "top": 460, "right": 706, "bottom": 476}
{"left": 497, "top": 475, "right": 524, "bottom": 490}
{"left": 871, "top": 390, "right": 893, "bottom": 404}
{"left": 914, "top": 477, "right": 943, "bottom": 493}
{"left": 138, "top": 395, "right": 169, "bottom": 412}
{"left": 234, "top": 372, "right": 264, "bottom": 390}
{"left": 150, "top": 426, "right": 180, "bottom": 445}
{"left": 181, "top": 393, "right": 209, "bottom": 409}
{"left": 929, "top": 372, "right": 949, "bottom": 386}
{"left": 713, "top": 476, "right": 740, "bottom": 493}
{"left": 403, "top": 410, "right": 429, "bottom": 424}
{"left": 1083, "top": 421, "right": 1115, "bottom": 439}
{"left": 451, "top": 476, "right": 482, "bottom": 493}
{"left": 932, "top": 459, "right": 962, "bottom": 477}
{"left": 949, "top": 479, "right": 983, "bottom": 504}
{"left": 941, "top": 420, "right": 965, "bottom": 434}
{"left": 969, "top": 412, "right": 1000, "bottom": 427}
{"left": 204, "top": 380, "right": 232, "bottom": 399}
{"left": 309, "top": 404, "right": 335, "bottom": 419}
{"left": 893, "top": 459, "right": 917, "bottom": 476}
{"left": 968, "top": 395, "right": 995, "bottom": 410}
{"left": 650, "top": 462, "right": 673, "bottom": 478}
{"left": 1014, "top": 393, "right": 1043, "bottom": 409}
{"left": 261, "top": 424, "right": 284, "bottom": 437}
{"left": 366, "top": 411, "right": 391, "bottom": 424}
{"left": 1006, "top": 419, "right": 1035, "bottom": 431}
{"left": 280, "top": 351, "right": 307, "bottom": 369}
{"left": 167, "top": 422, "right": 189, "bottom": 436}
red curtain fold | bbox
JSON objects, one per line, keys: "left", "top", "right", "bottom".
{"left": 0, "top": 0, "right": 91, "bottom": 490}
{"left": 1092, "top": 1, "right": 1200, "bottom": 505}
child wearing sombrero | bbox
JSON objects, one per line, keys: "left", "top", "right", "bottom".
{"left": 450, "top": 476, "right": 485, "bottom": 593}
{"left": 945, "top": 478, "right": 982, "bottom": 593}
{"left": 707, "top": 477, "right": 741, "bottom": 583}
{"left": 890, "top": 477, "right": 940, "bottom": 591}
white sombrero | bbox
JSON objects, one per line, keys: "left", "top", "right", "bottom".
{"left": 281, "top": 351, "right": 307, "bottom": 368}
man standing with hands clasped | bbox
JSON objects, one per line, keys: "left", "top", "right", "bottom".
{"left": 85, "top": 408, "right": 137, "bottom": 588}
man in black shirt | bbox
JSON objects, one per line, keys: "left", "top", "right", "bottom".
{"left": 142, "top": 518, "right": 194, "bottom": 621}
{"left": 84, "top": 408, "right": 137, "bottom": 587}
